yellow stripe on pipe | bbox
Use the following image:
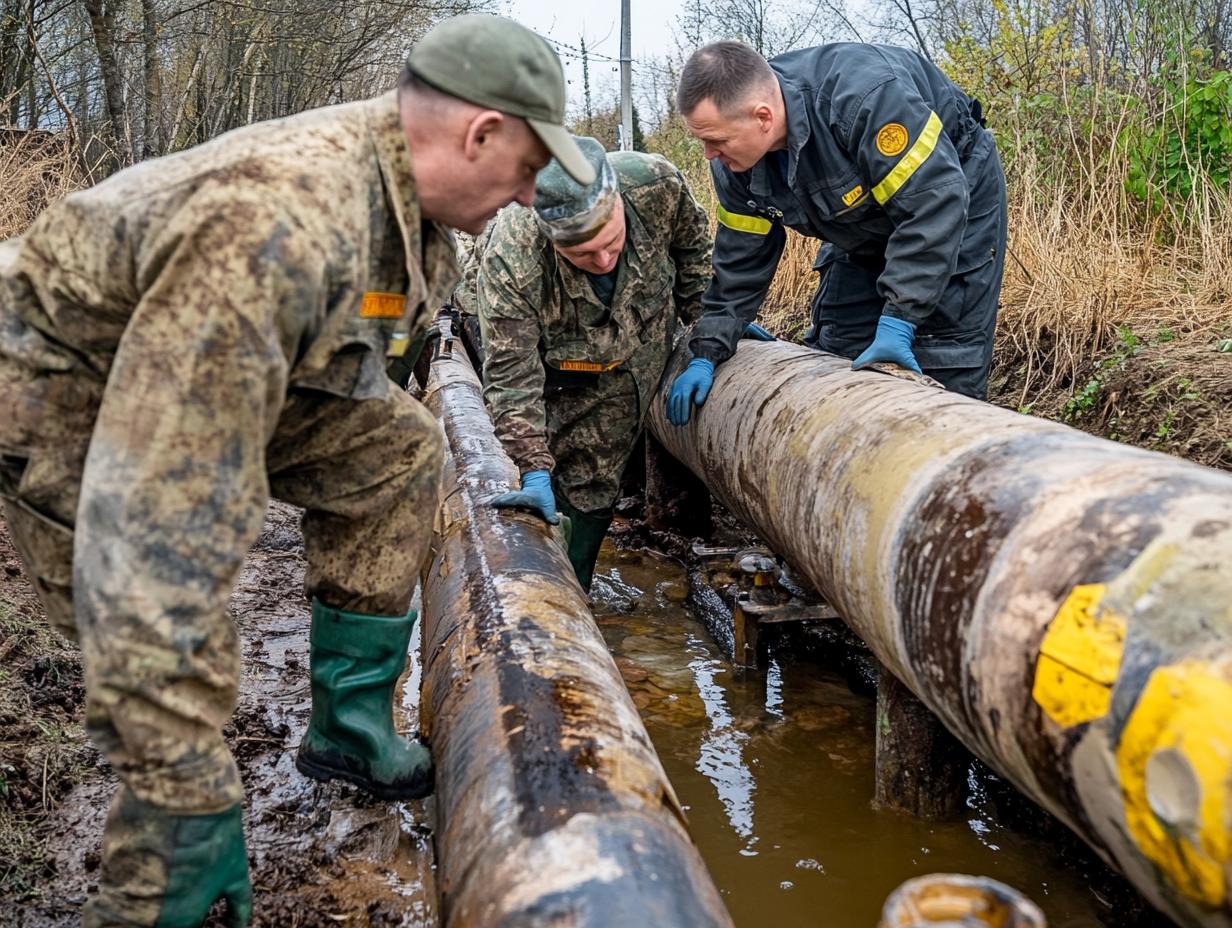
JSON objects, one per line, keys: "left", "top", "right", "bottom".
{"left": 872, "top": 111, "right": 943, "bottom": 205}
{"left": 716, "top": 205, "right": 772, "bottom": 235}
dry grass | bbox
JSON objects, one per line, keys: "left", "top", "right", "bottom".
{"left": 752, "top": 148, "right": 1232, "bottom": 399}
{"left": 995, "top": 147, "right": 1232, "bottom": 407}
{"left": 761, "top": 231, "right": 822, "bottom": 340}
{"left": 0, "top": 128, "right": 87, "bottom": 240}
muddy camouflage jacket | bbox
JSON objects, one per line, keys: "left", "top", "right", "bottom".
{"left": 0, "top": 90, "right": 458, "bottom": 413}
{"left": 0, "top": 90, "right": 457, "bottom": 819}
{"left": 690, "top": 43, "right": 992, "bottom": 364}
{"left": 473, "top": 152, "right": 711, "bottom": 474}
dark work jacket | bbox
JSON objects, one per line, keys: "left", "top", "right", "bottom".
{"left": 689, "top": 42, "right": 999, "bottom": 364}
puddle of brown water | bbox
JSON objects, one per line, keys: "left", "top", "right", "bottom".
{"left": 591, "top": 546, "right": 1109, "bottom": 928}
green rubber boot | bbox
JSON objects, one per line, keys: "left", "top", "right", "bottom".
{"left": 557, "top": 498, "right": 613, "bottom": 592}
{"left": 295, "top": 599, "right": 434, "bottom": 800}
{"left": 85, "top": 787, "right": 251, "bottom": 928}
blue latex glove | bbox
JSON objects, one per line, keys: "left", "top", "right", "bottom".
{"left": 666, "top": 357, "right": 715, "bottom": 426}
{"left": 742, "top": 321, "right": 776, "bottom": 341}
{"left": 852, "top": 315, "right": 922, "bottom": 374}
{"left": 491, "top": 469, "right": 559, "bottom": 524}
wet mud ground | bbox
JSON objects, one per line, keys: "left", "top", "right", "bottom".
{"left": 2, "top": 503, "right": 1159, "bottom": 926}
{"left": 3, "top": 503, "right": 436, "bottom": 928}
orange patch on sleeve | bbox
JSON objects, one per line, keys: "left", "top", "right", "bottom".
{"left": 360, "top": 292, "right": 405, "bottom": 319}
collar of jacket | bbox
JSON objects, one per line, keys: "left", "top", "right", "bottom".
{"left": 748, "top": 73, "right": 814, "bottom": 198}
{"left": 366, "top": 89, "right": 459, "bottom": 311}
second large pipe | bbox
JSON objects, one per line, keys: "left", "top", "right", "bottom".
{"left": 649, "top": 339, "right": 1232, "bottom": 928}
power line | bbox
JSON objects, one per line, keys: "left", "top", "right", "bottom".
{"left": 544, "top": 35, "right": 679, "bottom": 80}
{"left": 544, "top": 35, "right": 619, "bottom": 63}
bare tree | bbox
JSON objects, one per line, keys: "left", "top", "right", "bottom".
{"left": 81, "top": 0, "right": 130, "bottom": 166}
{"left": 877, "top": 0, "right": 934, "bottom": 57}
{"left": 140, "top": 0, "right": 160, "bottom": 158}
{"left": 673, "top": 0, "right": 850, "bottom": 59}
{"left": 581, "top": 34, "right": 594, "bottom": 135}
{"left": 5, "top": 0, "right": 495, "bottom": 176}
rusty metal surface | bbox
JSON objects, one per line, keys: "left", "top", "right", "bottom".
{"left": 649, "top": 340, "right": 1232, "bottom": 927}
{"left": 421, "top": 340, "right": 732, "bottom": 928}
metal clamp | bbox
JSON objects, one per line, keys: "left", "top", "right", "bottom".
{"left": 432, "top": 308, "right": 457, "bottom": 361}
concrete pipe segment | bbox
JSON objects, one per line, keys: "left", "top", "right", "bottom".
{"left": 420, "top": 326, "right": 732, "bottom": 928}
{"left": 648, "top": 339, "right": 1232, "bottom": 928}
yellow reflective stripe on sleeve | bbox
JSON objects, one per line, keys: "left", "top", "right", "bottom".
{"left": 872, "top": 111, "right": 943, "bottom": 205}
{"left": 716, "top": 204, "right": 772, "bottom": 235}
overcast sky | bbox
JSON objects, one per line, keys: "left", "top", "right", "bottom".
{"left": 502, "top": 0, "right": 685, "bottom": 66}
{"left": 498, "top": 0, "right": 879, "bottom": 111}
{"left": 499, "top": 0, "right": 686, "bottom": 110}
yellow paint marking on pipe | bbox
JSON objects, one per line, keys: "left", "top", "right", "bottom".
{"left": 1032, "top": 583, "right": 1126, "bottom": 727}
{"left": 1117, "top": 662, "right": 1232, "bottom": 908}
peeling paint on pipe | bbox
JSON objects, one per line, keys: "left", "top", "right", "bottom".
{"left": 421, "top": 339, "right": 732, "bottom": 928}
{"left": 648, "top": 340, "right": 1232, "bottom": 927}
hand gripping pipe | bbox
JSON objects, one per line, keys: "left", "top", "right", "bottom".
{"left": 420, "top": 326, "right": 732, "bottom": 928}
{"left": 648, "top": 340, "right": 1232, "bottom": 928}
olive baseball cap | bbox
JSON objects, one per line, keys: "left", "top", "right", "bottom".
{"left": 407, "top": 14, "right": 595, "bottom": 185}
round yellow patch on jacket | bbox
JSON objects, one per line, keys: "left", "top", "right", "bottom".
{"left": 876, "top": 123, "right": 909, "bottom": 156}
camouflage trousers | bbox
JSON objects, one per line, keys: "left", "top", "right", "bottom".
{"left": 0, "top": 359, "right": 442, "bottom": 816}
{"left": 544, "top": 369, "right": 642, "bottom": 514}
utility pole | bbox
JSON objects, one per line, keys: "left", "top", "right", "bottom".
{"left": 619, "top": 0, "right": 632, "bottom": 150}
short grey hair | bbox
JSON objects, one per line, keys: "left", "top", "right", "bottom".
{"left": 677, "top": 41, "right": 776, "bottom": 116}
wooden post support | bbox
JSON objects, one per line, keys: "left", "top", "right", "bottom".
{"left": 731, "top": 595, "right": 759, "bottom": 669}
{"left": 645, "top": 432, "right": 711, "bottom": 535}
{"left": 874, "top": 663, "right": 968, "bottom": 820}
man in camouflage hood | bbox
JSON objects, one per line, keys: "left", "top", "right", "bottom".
{"left": 0, "top": 14, "right": 589, "bottom": 927}
{"left": 469, "top": 136, "right": 723, "bottom": 590}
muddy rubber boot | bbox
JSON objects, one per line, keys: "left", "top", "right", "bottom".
{"left": 557, "top": 499, "right": 613, "bottom": 592}
{"left": 295, "top": 599, "right": 434, "bottom": 800}
{"left": 85, "top": 787, "right": 251, "bottom": 928}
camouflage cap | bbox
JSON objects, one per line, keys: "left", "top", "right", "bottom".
{"left": 533, "top": 136, "right": 618, "bottom": 246}
{"left": 407, "top": 15, "right": 595, "bottom": 185}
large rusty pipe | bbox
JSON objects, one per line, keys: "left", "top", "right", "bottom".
{"left": 648, "top": 340, "right": 1232, "bottom": 927}
{"left": 420, "top": 331, "right": 732, "bottom": 927}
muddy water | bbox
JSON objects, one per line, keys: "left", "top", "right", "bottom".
{"left": 590, "top": 545, "right": 1109, "bottom": 928}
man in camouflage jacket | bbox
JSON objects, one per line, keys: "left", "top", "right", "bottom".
{"left": 0, "top": 15, "right": 591, "bottom": 926}
{"left": 469, "top": 136, "right": 714, "bottom": 590}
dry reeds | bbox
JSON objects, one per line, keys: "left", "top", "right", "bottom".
{"left": 0, "top": 128, "right": 86, "bottom": 240}
{"left": 761, "top": 231, "right": 820, "bottom": 340}
{"left": 996, "top": 144, "right": 1232, "bottom": 406}
{"left": 751, "top": 131, "right": 1232, "bottom": 408}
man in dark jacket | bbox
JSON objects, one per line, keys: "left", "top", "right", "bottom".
{"left": 665, "top": 40, "right": 1007, "bottom": 426}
